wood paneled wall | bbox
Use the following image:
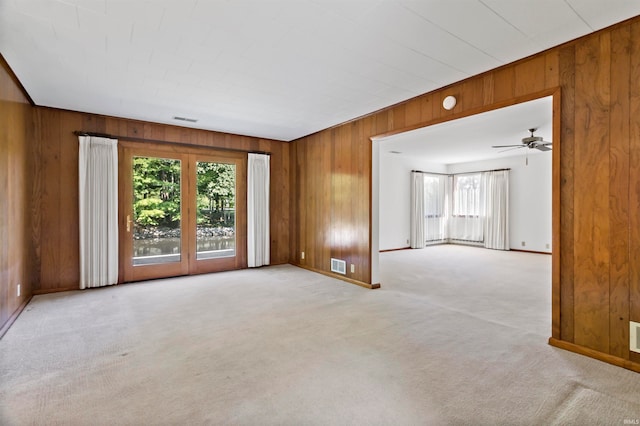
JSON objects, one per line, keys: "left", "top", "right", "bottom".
{"left": 290, "top": 16, "right": 640, "bottom": 370}
{"left": 31, "top": 108, "right": 290, "bottom": 293}
{"left": 0, "top": 56, "right": 34, "bottom": 335}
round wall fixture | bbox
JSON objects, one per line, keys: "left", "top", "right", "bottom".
{"left": 442, "top": 95, "right": 457, "bottom": 110}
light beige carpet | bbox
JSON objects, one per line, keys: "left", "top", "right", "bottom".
{"left": 1, "top": 245, "right": 639, "bottom": 425}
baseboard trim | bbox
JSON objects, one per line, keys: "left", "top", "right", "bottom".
{"left": 33, "top": 287, "right": 78, "bottom": 295}
{"left": 0, "top": 295, "right": 32, "bottom": 339}
{"left": 379, "top": 247, "right": 411, "bottom": 253}
{"left": 511, "top": 249, "right": 552, "bottom": 255}
{"left": 548, "top": 337, "right": 640, "bottom": 373}
{"left": 292, "top": 264, "right": 380, "bottom": 289}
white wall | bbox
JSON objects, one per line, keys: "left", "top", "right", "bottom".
{"left": 379, "top": 151, "right": 552, "bottom": 253}
{"left": 379, "top": 152, "right": 447, "bottom": 250}
{"left": 448, "top": 153, "right": 552, "bottom": 252}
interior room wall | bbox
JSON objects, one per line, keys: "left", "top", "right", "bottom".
{"left": 290, "top": 17, "right": 640, "bottom": 370}
{"left": 378, "top": 151, "right": 552, "bottom": 253}
{"left": 378, "top": 152, "right": 447, "bottom": 250}
{"left": 31, "top": 108, "right": 291, "bottom": 294}
{"left": 447, "top": 153, "right": 552, "bottom": 253}
{"left": 0, "top": 56, "right": 34, "bottom": 335}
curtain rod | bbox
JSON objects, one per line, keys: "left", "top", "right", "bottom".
{"left": 411, "top": 170, "right": 449, "bottom": 176}
{"left": 412, "top": 168, "right": 510, "bottom": 176}
{"left": 73, "top": 131, "right": 271, "bottom": 156}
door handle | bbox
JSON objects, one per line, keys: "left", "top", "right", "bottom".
{"left": 126, "top": 215, "right": 133, "bottom": 233}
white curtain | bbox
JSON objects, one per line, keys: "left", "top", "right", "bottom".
{"left": 410, "top": 171, "right": 425, "bottom": 249}
{"left": 449, "top": 174, "right": 484, "bottom": 243}
{"left": 78, "top": 136, "right": 118, "bottom": 289}
{"left": 424, "top": 174, "right": 449, "bottom": 243}
{"left": 483, "top": 170, "right": 510, "bottom": 250}
{"left": 247, "top": 153, "right": 270, "bottom": 267}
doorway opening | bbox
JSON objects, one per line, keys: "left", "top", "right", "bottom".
{"left": 370, "top": 90, "right": 560, "bottom": 338}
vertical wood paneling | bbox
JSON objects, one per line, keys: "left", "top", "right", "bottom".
{"left": 482, "top": 74, "right": 495, "bottom": 105}
{"left": 419, "top": 96, "right": 435, "bottom": 123}
{"left": 628, "top": 20, "right": 640, "bottom": 365}
{"left": 0, "top": 56, "right": 33, "bottom": 334}
{"left": 572, "top": 32, "right": 611, "bottom": 353}
{"left": 331, "top": 125, "right": 349, "bottom": 267}
{"left": 289, "top": 16, "right": 640, "bottom": 371}
{"left": 269, "top": 141, "right": 290, "bottom": 264}
{"left": 545, "top": 51, "right": 560, "bottom": 88}
{"left": 38, "top": 110, "right": 62, "bottom": 291}
{"left": 491, "top": 67, "right": 515, "bottom": 102}
{"left": 514, "top": 56, "right": 546, "bottom": 96}
{"left": 461, "top": 78, "right": 485, "bottom": 111}
{"left": 29, "top": 105, "right": 42, "bottom": 292}
{"left": 33, "top": 109, "right": 290, "bottom": 292}
{"left": 320, "top": 131, "right": 332, "bottom": 271}
{"left": 0, "top": 87, "right": 10, "bottom": 330}
{"left": 403, "top": 98, "right": 422, "bottom": 128}
{"left": 358, "top": 120, "right": 373, "bottom": 283}
{"left": 559, "top": 44, "right": 576, "bottom": 342}
{"left": 59, "top": 113, "right": 80, "bottom": 287}
{"left": 608, "top": 25, "right": 631, "bottom": 359}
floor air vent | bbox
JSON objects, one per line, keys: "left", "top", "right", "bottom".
{"left": 631, "top": 321, "right": 640, "bottom": 353}
{"left": 331, "top": 258, "right": 346, "bottom": 275}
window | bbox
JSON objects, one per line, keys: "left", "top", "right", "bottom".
{"left": 424, "top": 175, "right": 446, "bottom": 218}
{"left": 423, "top": 174, "right": 448, "bottom": 242}
{"left": 452, "top": 173, "right": 481, "bottom": 217}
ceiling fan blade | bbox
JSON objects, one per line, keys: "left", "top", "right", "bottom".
{"left": 498, "top": 146, "right": 525, "bottom": 153}
{"left": 535, "top": 144, "right": 552, "bottom": 151}
{"left": 492, "top": 144, "right": 524, "bottom": 148}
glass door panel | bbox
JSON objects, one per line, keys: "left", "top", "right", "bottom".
{"left": 132, "top": 156, "right": 182, "bottom": 265}
{"left": 196, "top": 161, "right": 236, "bottom": 260}
{"left": 189, "top": 152, "right": 247, "bottom": 274}
{"left": 121, "top": 148, "right": 189, "bottom": 283}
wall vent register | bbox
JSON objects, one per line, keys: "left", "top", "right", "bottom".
{"left": 330, "top": 258, "right": 346, "bottom": 275}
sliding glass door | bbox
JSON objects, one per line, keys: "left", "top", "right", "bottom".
{"left": 120, "top": 145, "right": 247, "bottom": 282}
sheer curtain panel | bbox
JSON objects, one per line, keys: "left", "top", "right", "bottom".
{"left": 449, "top": 174, "right": 483, "bottom": 243}
{"left": 483, "top": 170, "right": 510, "bottom": 250}
{"left": 247, "top": 153, "right": 270, "bottom": 267}
{"left": 410, "top": 171, "right": 425, "bottom": 249}
{"left": 78, "top": 136, "right": 118, "bottom": 289}
{"left": 424, "top": 174, "right": 448, "bottom": 243}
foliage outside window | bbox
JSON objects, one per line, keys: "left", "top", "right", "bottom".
{"left": 133, "top": 157, "right": 181, "bottom": 227}
{"left": 196, "top": 162, "right": 236, "bottom": 227}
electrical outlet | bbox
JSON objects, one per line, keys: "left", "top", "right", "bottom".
{"left": 546, "top": 243, "right": 550, "bottom": 249}
{"left": 406, "top": 239, "right": 409, "bottom": 245}
{"left": 350, "top": 264, "right": 355, "bottom": 273}
{"left": 521, "top": 241, "right": 526, "bottom": 247}
{"left": 17, "top": 283, "right": 21, "bottom": 297}
{"left": 301, "top": 251, "right": 305, "bottom": 260}
{"left": 631, "top": 321, "right": 640, "bottom": 353}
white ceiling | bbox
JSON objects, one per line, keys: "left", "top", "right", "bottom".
{"left": 378, "top": 95, "right": 553, "bottom": 164}
{"left": 1, "top": 1, "right": 639, "bottom": 142}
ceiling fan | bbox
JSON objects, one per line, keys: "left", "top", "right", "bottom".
{"left": 492, "top": 128, "right": 552, "bottom": 152}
